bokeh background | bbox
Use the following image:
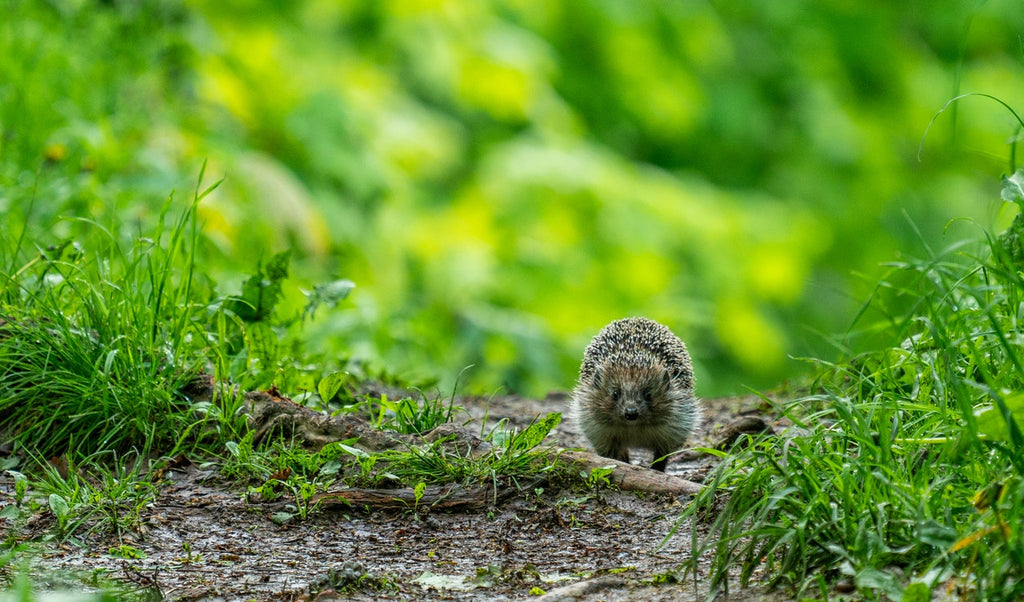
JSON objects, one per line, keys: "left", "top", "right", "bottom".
{"left": 3, "top": 0, "right": 1024, "bottom": 397}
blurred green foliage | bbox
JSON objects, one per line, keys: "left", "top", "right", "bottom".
{"left": 2, "top": 0, "right": 1023, "bottom": 397}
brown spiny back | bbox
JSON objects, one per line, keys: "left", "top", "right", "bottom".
{"left": 579, "top": 317, "right": 693, "bottom": 389}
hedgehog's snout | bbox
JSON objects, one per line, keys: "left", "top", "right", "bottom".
{"left": 622, "top": 406, "right": 640, "bottom": 421}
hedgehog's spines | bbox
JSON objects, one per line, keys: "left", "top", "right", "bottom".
{"left": 578, "top": 317, "right": 694, "bottom": 388}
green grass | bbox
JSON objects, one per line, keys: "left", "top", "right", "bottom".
{"left": 0, "top": 172, "right": 228, "bottom": 458}
{"left": 378, "top": 412, "right": 565, "bottom": 486}
{"left": 220, "top": 411, "right": 565, "bottom": 514}
{"left": 679, "top": 181, "right": 1024, "bottom": 600}
{"left": 339, "top": 390, "right": 462, "bottom": 435}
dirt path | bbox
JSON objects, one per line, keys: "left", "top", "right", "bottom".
{"left": 27, "top": 392, "right": 788, "bottom": 601}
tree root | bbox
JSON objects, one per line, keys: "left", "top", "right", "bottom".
{"left": 555, "top": 451, "right": 703, "bottom": 496}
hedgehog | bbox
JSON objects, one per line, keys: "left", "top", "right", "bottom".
{"left": 571, "top": 317, "right": 700, "bottom": 472}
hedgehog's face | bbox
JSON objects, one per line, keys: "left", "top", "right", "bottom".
{"left": 591, "top": 362, "right": 672, "bottom": 423}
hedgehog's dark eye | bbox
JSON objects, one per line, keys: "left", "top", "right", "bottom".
{"left": 611, "top": 388, "right": 621, "bottom": 402}
{"left": 643, "top": 390, "right": 653, "bottom": 403}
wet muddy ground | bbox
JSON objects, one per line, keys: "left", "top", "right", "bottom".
{"left": 12, "top": 391, "right": 789, "bottom": 601}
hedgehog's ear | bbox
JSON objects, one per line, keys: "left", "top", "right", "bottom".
{"left": 591, "top": 365, "right": 604, "bottom": 388}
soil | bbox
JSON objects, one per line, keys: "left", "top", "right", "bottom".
{"left": 9, "top": 390, "right": 792, "bottom": 601}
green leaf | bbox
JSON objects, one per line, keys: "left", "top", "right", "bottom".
{"left": 338, "top": 443, "right": 369, "bottom": 459}
{"left": 411, "top": 571, "right": 476, "bottom": 591}
{"left": 303, "top": 279, "right": 355, "bottom": 318}
{"left": 916, "top": 520, "right": 957, "bottom": 549}
{"left": 270, "top": 511, "right": 294, "bottom": 525}
{"left": 264, "top": 249, "right": 291, "bottom": 281}
{"left": 102, "top": 348, "right": 118, "bottom": 376}
{"left": 974, "top": 391, "right": 1024, "bottom": 441}
{"left": 1000, "top": 169, "right": 1024, "bottom": 205}
{"left": 855, "top": 567, "right": 904, "bottom": 600}
{"left": 49, "top": 493, "right": 70, "bottom": 520}
{"left": 902, "top": 582, "right": 931, "bottom": 602}
{"left": 317, "top": 371, "right": 350, "bottom": 403}
{"left": 319, "top": 459, "right": 342, "bottom": 476}
{"left": 513, "top": 412, "right": 561, "bottom": 451}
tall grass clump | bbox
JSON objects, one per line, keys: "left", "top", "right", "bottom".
{"left": 681, "top": 172, "right": 1024, "bottom": 600}
{"left": 0, "top": 171, "right": 227, "bottom": 458}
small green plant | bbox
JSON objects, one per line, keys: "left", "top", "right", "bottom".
{"left": 108, "top": 544, "right": 146, "bottom": 559}
{"left": 8, "top": 470, "right": 28, "bottom": 507}
{"left": 583, "top": 466, "right": 615, "bottom": 489}
{"left": 222, "top": 432, "right": 262, "bottom": 480}
{"left": 225, "top": 250, "right": 292, "bottom": 324}
{"left": 488, "top": 412, "right": 562, "bottom": 475}
{"left": 179, "top": 540, "right": 202, "bottom": 564}
{"left": 48, "top": 493, "right": 72, "bottom": 539}
{"left": 288, "top": 478, "right": 321, "bottom": 520}
{"left": 412, "top": 481, "right": 427, "bottom": 515}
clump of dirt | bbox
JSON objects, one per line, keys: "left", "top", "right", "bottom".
{"left": 13, "top": 390, "right": 788, "bottom": 601}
